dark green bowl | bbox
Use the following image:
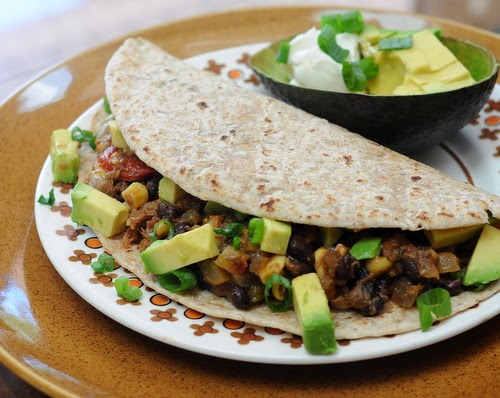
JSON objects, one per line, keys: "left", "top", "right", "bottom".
{"left": 250, "top": 36, "right": 499, "bottom": 154}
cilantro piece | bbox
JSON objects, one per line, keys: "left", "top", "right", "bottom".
{"left": 37, "top": 188, "right": 55, "bottom": 206}
{"left": 71, "top": 126, "right": 96, "bottom": 150}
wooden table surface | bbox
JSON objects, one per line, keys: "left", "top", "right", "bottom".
{"left": 1, "top": 1, "right": 499, "bottom": 397}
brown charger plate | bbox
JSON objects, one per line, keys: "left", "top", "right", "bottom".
{"left": 1, "top": 6, "right": 499, "bottom": 397}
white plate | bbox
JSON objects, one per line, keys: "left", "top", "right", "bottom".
{"left": 35, "top": 43, "right": 500, "bottom": 365}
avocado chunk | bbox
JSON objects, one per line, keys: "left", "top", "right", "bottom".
{"left": 369, "top": 30, "right": 475, "bottom": 95}
{"left": 108, "top": 120, "right": 129, "bottom": 149}
{"left": 260, "top": 218, "right": 292, "bottom": 255}
{"left": 463, "top": 225, "right": 500, "bottom": 286}
{"left": 71, "top": 182, "right": 129, "bottom": 237}
{"left": 141, "top": 224, "right": 220, "bottom": 275}
{"left": 424, "top": 224, "right": 485, "bottom": 249}
{"left": 292, "top": 273, "right": 337, "bottom": 355}
{"left": 319, "top": 227, "right": 343, "bottom": 246}
{"left": 50, "top": 128, "right": 80, "bottom": 183}
{"left": 158, "top": 176, "right": 188, "bottom": 204}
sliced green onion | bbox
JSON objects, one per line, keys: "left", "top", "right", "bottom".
{"left": 379, "top": 35, "right": 413, "bottom": 51}
{"left": 416, "top": 288, "right": 452, "bottom": 331}
{"left": 214, "top": 223, "right": 243, "bottom": 238}
{"left": 37, "top": 188, "right": 55, "bottom": 205}
{"left": 264, "top": 273, "right": 292, "bottom": 312}
{"left": 233, "top": 236, "right": 241, "bottom": 250}
{"left": 103, "top": 96, "right": 112, "bottom": 115}
{"left": 157, "top": 268, "right": 197, "bottom": 292}
{"left": 91, "top": 253, "right": 115, "bottom": 273}
{"left": 342, "top": 57, "right": 379, "bottom": 92}
{"left": 71, "top": 126, "right": 96, "bottom": 150}
{"left": 349, "top": 236, "right": 382, "bottom": 260}
{"left": 248, "top": 218, "right": 265, "bottom": 244}
{"left": 276, "top": 42, "right": 290, "bottom": 64}
{"left": 318, "top": 25, "right": 349, "bottom": 64}
{"left": 114, "top": 275, "right": 143, "bottom": 301}
{"left": 148, "top": 220, "right": 175, "bottom": 242}
{"left": 321, "top": 10, "right": 364, "bottom": 33}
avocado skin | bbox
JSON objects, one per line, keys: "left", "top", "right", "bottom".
{"left": 251, "top": 36, "right": 498, "bottom": 154}
{"left": 254, "top": 69, "right": 497, "bottom": 153}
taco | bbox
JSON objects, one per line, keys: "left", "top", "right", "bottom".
{"left": 66, "top": 38, "right": 500, "bottom": 352}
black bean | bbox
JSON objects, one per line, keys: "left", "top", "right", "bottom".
{"left": 157, "top": 201, "right": 179, "bottom": 219}
{"left": 287, "top": 234, "right": 315, "bottom": 263}
{"left": 228, "top": 284, "right": 251, "bottom": 309}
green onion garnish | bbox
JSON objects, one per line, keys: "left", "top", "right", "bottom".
{"left": 349, "top": 236, "right": 382, "bottom": 260}
{"left": 157, "top": 268, "right": 197, "bottom": 292}
{"left": 233, "top": 236, "right": 241, "bottom": 250}
{"left": 103, "top": 96, "right": 112, "bottom": 115}
{"left": 248, "top": 218, "right": 265, "bottom": 244}
{"left": 71, "top": 126, "right": 96, "bottom": 150}
{"left": 114, "top": 275, "right": 143, "bottom": 301}
{"left": 321, "top": 10, "right": 364, "bottom": 34}
{"left": 318, "top": 25, "right": 349, "bottom": 63}
{"left": 342, "top": 57, "right": 379, "bottom": 92}
{"left": 276, "top": 42, "right": 291, "bottom": 64}
{"left": 416, "top": 288, "right": 452, "bottom": 331}
{"left": 37, "top": 188, "right": 55, "bottom": 205}
{"left": 379, "top": 35, "right": 413, "bottom": 51}
{"left": 91, "top": 253, "right": 115, "bottom": 273}
{"left": 264, "top": 273, "right": 292, "bottom": 312}
{"left": 148, "top": 220, "right": 175, "bottom": 242}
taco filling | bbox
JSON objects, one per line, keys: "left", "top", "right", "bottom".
{"left": 78, "top": 118, "right": 495, "bottom": 317}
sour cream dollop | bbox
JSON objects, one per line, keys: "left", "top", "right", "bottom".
{"left": 288, "top": 27, "right": 360, "bottom": 93}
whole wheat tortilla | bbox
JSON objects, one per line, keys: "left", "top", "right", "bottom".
{"left": 104, "top": 38, "right": 500, "bottom": 231}
{"left": 84, "top": 38, "right": 500, "bottom": 339}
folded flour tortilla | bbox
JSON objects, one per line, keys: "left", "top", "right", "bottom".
{"left": 85, "top": 38, "right": 500, "bottom": 339}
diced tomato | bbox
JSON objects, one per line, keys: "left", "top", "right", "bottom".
{"left": 120, "top": 157, "right": 157, "bottom": 181}
{"left": 97, "top": 145, "right": 119, "bottom": 172}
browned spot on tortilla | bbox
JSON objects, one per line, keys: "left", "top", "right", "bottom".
{"left": 263, "top": 129, "right": 275, "bottom": 136}
{"left": 356, "top": 179, "right": 365, "bottom": 183}
{"left": 143, "top": 145, "right": 150, "bottom": 153}
{"left": 179, "top": 166, "right": 187, "bottom": 175}
{"left": 303, "top": 181, "right": 311, "bottom": 186}
{"left": 260, "top": 198, "right": 277, "bottom": 211}
{"left": 306, "top": 215, "right": 312, "bottom": 220}
{"left": 229, "top": 129, "right": 236, "bottom": 135}
{"left": 411, "top": 176, "right": 422, "bottom": 182}
{"left": 257, "top": 184, "right": 266, "bottom": 191}
{"left": 308, "top": 128, "right": 316, "bottom": 133}
{"left": 220, "top": 135, "right": 228, "bottom": 141}
{"left": 210, "top": 178, "right": 220, "bottom": 188}
{"left": 338, "top": 339, "right": 351, "bottom": 346}
{"left": 375, "top": 195, "right": 384, "bottom": 201}
{"left": 416, "top": 213, "right": 430, "bottom": 221}
{"left": 468, "top": 212, "right": 482, "bottom": 219}
{"left": 264, "top": 117, "right": 272, "bottom": 123}
{"left": 197, "top": 101, "right": 208, "bottom": 109}
{"left": 437, "top": 212, "right": 454, "bottom": 218}
{"left": 343, "top": 155, "right": 353, "bottom": 166}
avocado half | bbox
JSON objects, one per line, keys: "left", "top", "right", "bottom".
{"left": 250, "top": 36, "right": 499, "bottom": 154}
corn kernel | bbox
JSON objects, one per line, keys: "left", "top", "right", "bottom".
{"left": 122, "top": 182, "right": 149, "bottom": 209}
